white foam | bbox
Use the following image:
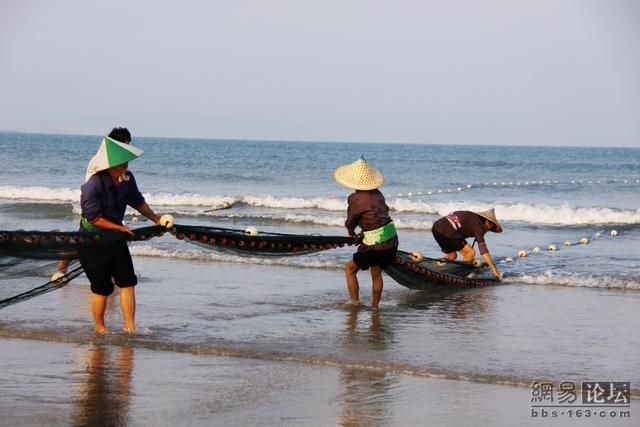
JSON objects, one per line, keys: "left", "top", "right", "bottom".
{"left": 394, "top": 219, "right": 434, "bottom": 230}
{"left": 496, "top": 202, "right": 640, "bottom": 225}
{"left": 210, "top": 212, "right": 345, "bottom": 228}
{"left": 130, "top": 244, "right": 344, "bottom": 269}
{"left": 143, "top": 192, "right": 238, "bottom": 207}
{"left": 3, "top": 185, "right": 639, "bottom": 226}
{"left": 388, "top": 199, "right": 484, "bottom": 215}
{"left": 396, "top": 201, "right": 640, "bottom": 225}
{"left": 510, "top": 271, "right": 640, "bottom": 290}
{"left": 0, "top": 185, "right": 80, "bottom": 202}
{"left": 391, "top": 200, "right": 640, "bottom": 225}
{"left": 242, "top": 195, "right": 346, "bottom": 211}
{"left": 172, "top": 211, "right": 434, "bottom": 230}
{"left": 281, "top": 214, "right": 343, "bottom": 227}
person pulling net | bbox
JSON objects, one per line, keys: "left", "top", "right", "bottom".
{"left": 0, "top": 224, "right": 357, "bottom": 311}
{"left": 0, "top": 226, "right": 166, "bottom": 309}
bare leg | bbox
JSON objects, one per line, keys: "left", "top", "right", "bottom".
{"left": 120, "top": 287, "right": 136, "bottom": 333}
{"left": 459, "top": 244, "right": 476, "bottom": 262}
{"left": 91, "top": 294, "right": 108, "bottom": 333}
{"left": 443, "top": 252, "right": 457, "bottom": 261}
{"left": 51, "top": 259, "right": 70, "bottom": 282}
{"left": 370, "top": 266, "right": 383, "bottom": 309}
{"left": 56, "top": 259, "right": 70, "bottom": 273}
{"left": 344, "top": 259, "right": 361, "bottom": 305}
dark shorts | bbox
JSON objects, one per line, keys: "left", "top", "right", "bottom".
{"left": 432, "top": 218, "right": 467, "bottom": 253}
{"left": 353, "top": 246, "right": 398, "bottom": 270}
{"left": 78, "top": 241, "right": 137, "bottom": 296}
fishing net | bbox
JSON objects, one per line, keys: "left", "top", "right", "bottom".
{"left": 0, "top": 224, "right": 356, "bottom": 309}
{"left": 385, "top": 251, "right": 498, "bottom": 293}
{"left": 0, "top": 226, "right": 165, "bottom": 309}
{"left": 172, "top": 224, "right": 356, "bottom": 256}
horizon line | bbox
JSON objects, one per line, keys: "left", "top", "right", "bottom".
{"left": 0, "top": 129, "right": 637, "bottom": 149}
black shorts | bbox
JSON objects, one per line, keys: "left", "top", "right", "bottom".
{"left": 432, "top": 218, "right": 467, "bottom": 253}
{"left": 353, "top": 246, "right": 398, "bottom": 270}
{"left": 78, "top": 241, "right": 137, "bottom": 296}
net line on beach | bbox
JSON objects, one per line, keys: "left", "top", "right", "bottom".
{"left": 0, "top": 225, "right": 356, "bottom": 309}
{"left": 2, "top": 221, "right": 630, "bottom": 308}
{"left": 173, "top": 224, "right": 356, "bottom": 256}
{"left": 384, "top": 251, "right": 499, "bottom": 294}
{"left": 0, "top": 226, "right": 165, "bottom": 309}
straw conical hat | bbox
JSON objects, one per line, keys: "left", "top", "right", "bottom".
{"left": 476, "top": 209, "right": 503, "bottom": 233}
{"left": 334, "top": 158, "right": 384, "bottom": 190}
{"left": 86, "top": 136, "right": 144, "bottom": 178}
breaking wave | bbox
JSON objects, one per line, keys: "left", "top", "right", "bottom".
{"left": 2, "top": 186, "right": 639, "bottom": 226}
{"left": 508, "top": 271, "right": 640, "bottom": 290}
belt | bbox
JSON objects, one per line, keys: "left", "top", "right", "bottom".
{"left": 446, "top": 213, "right": 461, "bottom": 230}
{"left": 362, "top": 221, "right": 397, "bottom": 245}
{"left": 446, "top": 217, "right": 459, "bottom": 230}
{"left": 80, "top": 217, "right": 99, "bottom": 232}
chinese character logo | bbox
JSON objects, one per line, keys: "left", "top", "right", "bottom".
{"left": 582, "top": 382, "right": 630, "bottom": 405}
{"left": 531, "top": 382, "right": 554, "bottom": 403}
{"left": 558, "top": 381, "right": 577, "bottom": 404}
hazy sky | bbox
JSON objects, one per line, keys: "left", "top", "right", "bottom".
{"left": 1, "top": 1, "right": 638, "bottom": 146}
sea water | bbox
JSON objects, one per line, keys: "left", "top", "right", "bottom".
{"left": 0, "top": 132, "right": 638, "bottom": 425}
{"left": 1, "top": 133, "right": 638, "bottom": 280}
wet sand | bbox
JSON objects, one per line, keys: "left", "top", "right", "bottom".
{"left": 0, "top": 338, "right": 583, "bottom": 427}
{"left": 0, "top": 255, "right": 637, "bottom": 426}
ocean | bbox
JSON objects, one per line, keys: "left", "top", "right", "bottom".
{"left": 0, "top": 132, "right": 638, "bottom": 426}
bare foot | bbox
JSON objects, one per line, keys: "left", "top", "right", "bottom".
{"left": 50, "top": 271, "right": 66, "bottom": 283}
{"left": 94, "top": 326, "right": 107, "bottom": 334}
{"left": 123, "top": 327, "right": 136, "bottom": 334}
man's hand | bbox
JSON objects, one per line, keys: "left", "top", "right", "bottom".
{"left": 119, "top": 225, "right": 134, "bottom": 236}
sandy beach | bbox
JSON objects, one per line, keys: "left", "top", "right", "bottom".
{"left": 3, "top": 0, "right": 639, "bottom": 424}
{"left": 9, "top": 336, "right": 627, "bottom": 427}
{"left": 1, "top": 255, "right": 637, "bottom": 426}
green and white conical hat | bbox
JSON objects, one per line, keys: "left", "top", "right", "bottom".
{"left": 86, "top": 136, "right": 144, "bottom": 177}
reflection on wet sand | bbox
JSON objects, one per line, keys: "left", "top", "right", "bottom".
{"left": 336, "top": 290, "right": 497, "bottom": 425}
{"left": 339, "top": 307, "right": 398, "bottom": 426}
{"left": 397, "top": 288, "right": 494, "bottom": 322}
{"left": 72, "top": 345, "right": 134, "bottom": 426}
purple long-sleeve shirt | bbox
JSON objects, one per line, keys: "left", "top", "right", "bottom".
{"left": 80, "top": 171, "right": 145, "bottom": 224}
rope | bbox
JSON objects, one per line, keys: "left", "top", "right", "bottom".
{"left": 386, "top": 178, "right": 640, "bottom": 200}
{"left": 0, "top": 223, "right": 626, "bottom": 307}
{"left": 385, "top": 251, "right": 497, "bottom": 291}
{"left": 501, "top": 228, "right": 620, "bottom": 264}
{"left": 0, "top": 226, "right": 165, "bottom": 309}
{"left": 0, "top": 224, "right": 356, "bottom": 309}
{"left": 0, "top": 265, "right": 85, "bottom": 309}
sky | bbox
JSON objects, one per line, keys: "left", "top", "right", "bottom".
{"left": 1, "top": 0, "right": 639, "bottom": 147}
